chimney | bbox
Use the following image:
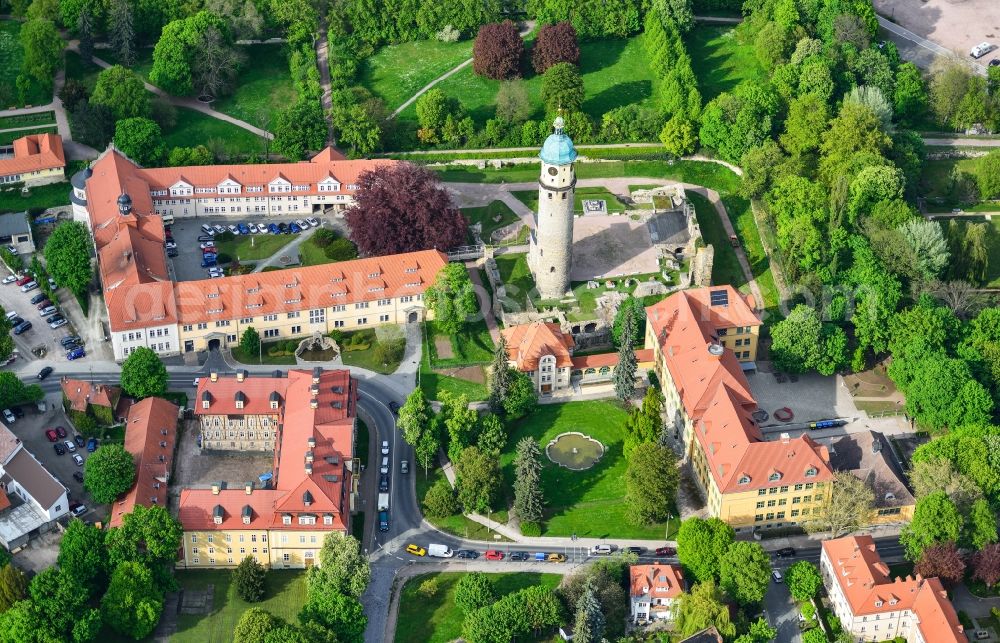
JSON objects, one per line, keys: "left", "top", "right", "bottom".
{"left": 210, "top": 371, "right": 218, "bottom": 382}
{"left": 780, "top": 432, "right": 790, "bottom": 444}
{"left": 245, "top": 482, "right": 253, "bottom": 495}
{"left": 236, "top": 370, "right": 246, "bottom": 382}
{"left": 707, "top": 342, "right": 724, "bottom": 359}
{"left": 211, "top": 483, "right": 220, "bottom": 495}
{"left": 312, "top": 367, "right": 321, "bottom": 383}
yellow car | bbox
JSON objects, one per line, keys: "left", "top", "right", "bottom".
{"left": 547, "top": 553, "right": 567, "bottom": 563}
{"left": 406, "top": 544, "right": 426, "bottom": 557}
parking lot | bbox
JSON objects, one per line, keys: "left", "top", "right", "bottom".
{"left": 168, "top": 215, "right": 335, "bottom": 282}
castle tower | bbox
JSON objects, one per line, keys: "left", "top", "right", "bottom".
{"left": 529, "top": 116, "right": 577, "bottom": 300}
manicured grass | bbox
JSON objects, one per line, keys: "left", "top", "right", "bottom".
{"left": 0, "top": 20, "right": 53, "bottom": 108}
{"left": 231, "top": 339, "right": 297, "bottom": 365}
{"left": 462, "top": 200, "right": 521, "bottom": 242}
{"left": 171, "top": 569, "right": 307, "bottom": 643}
{"left": 414, "top": 465, "right": 510, "bottom": 541}
{"left": 396, "top": 34, "right": 658, "bottom": 129}
{"left": 0, "top": 126, "right": 57, "bottom": 146}
{"left": 493, "top": 252, "right": 537, "bottom": 312}
{"left": 297, "top": 232, "right": 361, "bottom": 267}
{"left": 687, "top": 24, "right": 766, "bottom": 102}
{"left": 0, "top": 111, "right": 55, "bottom": 129}
{"left": 338, "top": 327, "right": 405, "bottom": 375}
{"left": 512, "top": 186, "right": 627, "bottom": 214}
{"left": 426, "top": 318, "right": 494, "bottom": 368}
{"left": 723, "top": 195, "right": 780, "bottom": 314}
{"left": 162, "top": 107, "right": 267, "bottom": 157}
{"left": 64, "top": 51, "right": 104, "bottom": 92}
{"left": 689, "top": 191, "right": 745, "bottom": 289}
{"left": 212, "top": 233, "right": 294, "bottom": 261}
{"left": 100, "top": 46, "right": 155, "bottom": 81}
{"left": 0, "top": 180, "right": 70, "bottom": 214}
{"left": 419, "top": 358, "right": 488, "bottom": 401}
{"left": 395, "top": 571, "right": 562, "bottom": 643}
{"left": 213, "top": 44, "right": 296, "bottom": 124}
{"left": 360, "top": 39, "right": 474, "bottom": 111}
{"left": 501, "top": 400, "right": 679, "bottom": 539}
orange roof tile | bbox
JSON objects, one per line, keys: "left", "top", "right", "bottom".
{"left": 502, "top": 322, "right": 574, "bottom": 371}
{"left": 109, "top": 397, "right": 178, "bottom": 527}
{"left": 61, "top": 377, "right": 120, "bottom": 413}
{"left": 569, "top": 348, "right": 656, "bottom": 370}
{"left": 196, "top": 375, "right": 285, "bottom": 417}
{"left": 630, "top": 564, "right": 685, "bottom": 599}
{"left": 0, "top": 133, "right": 65, "bottom": 177}
{"left": 0, "top": 488, "right": 10, "bottom": 512}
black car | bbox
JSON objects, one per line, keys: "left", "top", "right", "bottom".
{"left": 53, "top": 443, "right": 65, "bottom": 455}
{"left": 991, "top": 58, "right": 1000, "bottom": 67}
{"left": 9, "top": 316, "right": 22, "bottom": 327}
{"left": 72, "top": 471, "right": 84, "bottom": 483}
{"left": 197, "top": 235, "right": 215, "bottom": 242}
{"left": 625, "top": 546, "right": 646, "bottom": 555}
{"left": 776, "top": 547, "right": 796, "bottom": 558}
{"left": 29, "top": 292, "right": 46, "bottom": 305}
{"left": 12, "top": 407, "right": 23, "bottom": 419}
{"left": 45, "top": 313, "right": 63, "bottom": 324}
{"left": 379, "top": 473, "right": 389, "bottom": 492}
{"left": 388, "top": 401, "right": 400, "bottom": 415}
{"left": 61, "top": 335, "right": 81, "bottom": 345}
{"left": 378, "top": 511, "right": 389, "bottom": 532}
{"left": 74, "top": 434, "right": 85, "bottom": 448}
{"left": 37, "top": 366, "right": 53, "bottom": 380}
{"left": 167, "top": 249, "right": 179, "bottom": 258}
{"left": 456, "top": 549, "right": 479, "bottom": 559}
{"left": 278, "top": 222, "right": 289, "bottom": 234}
{"left": 508, "top": 551, "right": 529, "bottom": 561}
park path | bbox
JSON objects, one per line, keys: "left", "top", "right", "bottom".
{"left": 465, "top": 262, "right": 501, "bottom": 343}
{"left": 64, "top": 41, "right": 274, "bottom": 140}
{"left": 314, "top": 20, "right": 335, "bottom": 145}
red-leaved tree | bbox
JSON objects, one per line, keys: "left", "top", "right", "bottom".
{"left": 345, "top": 163, "right": 468, "bottom": 256}
{"left": 914, "top": 542, "right": 966, "bottom": 587}
{"left": 532, "top": 22, "right": 580, "bottom": 74}
{"left": 473, "top": 21, "right": 523, "bottom": 80}
{"left": 972, "top": 543, "right": 1000, "bottom": 588}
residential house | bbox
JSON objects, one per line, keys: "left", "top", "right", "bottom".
{"left": 629, "top": 564, "right": 685, "bottom": 623}
{"left": 0, "top": 423, "right": 68, "bottom": 549}
{"left": 61, "top": 377, "right": 127, "bottom": 424}
{"left": 821, "top": 535, "right": 964, "bottom": 643}
{"left": 645, "top": 286, "right": 833, "bottom": 533}
{"left": 108, "top": 397, "right": 178, "bottom": 527}
{"left": 178, "top": 368, "right": 356, "bottom": 569}
{"left": 0, "top": 133, "right": 66, "bottom": 187}
{"left": 0, "top": 212, "right": 35, "bottom": 255}
{"left": 827, "top": 431, "right": 915, "bottom": 525}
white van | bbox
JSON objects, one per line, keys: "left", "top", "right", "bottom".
{"left": 428, "top": 544, "right": 454, "bottom": 558}
{"left": 971, "top": 42, "right": 994, "bottom": 59}
{"left": 161, "top": 213, "right": 175, "bottom": 225}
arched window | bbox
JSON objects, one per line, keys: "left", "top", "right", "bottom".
{"left": 599, "top": 366, "right": 611, "bottom": 375}
{"left": 738, "top": 475, "right": 750, "bottom": 485}
{"left": 769, "top": 471, "right": 781, "bottom": 482}
{"left": 805, "top": 467, "right": 818, "bottom": 477}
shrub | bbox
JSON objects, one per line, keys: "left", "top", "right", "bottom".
{"left": 418, "top": 578, "right": 439, "bottom": 597}
{"left": 328, "top": 330, "right": 344, "bottom": 343}
{"left": 472, "top": 21, "right": 523, "bottom": 80}
{"left": 312, "top": 228, "right": 337, "bottom": 248}
{"left": 373, "top": 338, "right": 405, "bottom": 365}
{"left": 531, "top": 21, "right": 579, "bottom": 73}
{"left": 422, "top": 478, "right": 459, "bottom": 519}
{"left": 436, "top": 25, "right": 460, "bottom": 42}
{"left": 324, "top": 237, "right": 358, "bottom": 261}
{"left": 233, "top": 556, "right": 266, "bottom": 602}
{"left": 800, "top": 601, "right": 816, "bottom": 622}
{"left": 520, "top": 521, "right": 541, "bottom": 537}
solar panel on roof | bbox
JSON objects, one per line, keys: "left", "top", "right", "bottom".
{"left": 710, "top": 290, "right": 729, "bottom": 306}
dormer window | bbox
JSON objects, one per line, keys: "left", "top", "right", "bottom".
{"left": 282, "top": 514, "right": 291, "bottom": 525}
{"left": 212, "top": 505, "right": 224, "bottom": 525}
{"left": 738, "top": 475, "right": 751, "bottom": 485}
{"left": 299, "top": 515, "right": 316, "bottom": 525}
{"left": 769, "top": 471, "right": 781, "bottom": 482}
{"left": 323, "top": 514, "right": 333, "bottom": 525}
{"left": 875, "top": 600, "right": 883, "bottom": 607}
{"left": 805, "top": 467, "right": 818, "bottom": 477}
{"left": 889, "top": 598, "right": 898, "bottom": 605}
{"left": 235, "top": 391, "right": 245, "bottom": 409}
{"left": 201, "top": 391, "right": 211, "bottom": 409}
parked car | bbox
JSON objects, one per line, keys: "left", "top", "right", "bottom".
{"left": 50, "top": 318, "right": 68, "bottom": 329}
{"left": 86, "top": 437, "right": 98, "bottom": 452}
{"left": 35, "top": 300, "right": 51, "bottom": 310}
{"left": 14, "top": 275, "right": 31, "bottom": 287}
{"left": 1, "top": 275, "right": 16, "bottom": 284}
{"left": 72, "top": 454, "right": 84, "bottom": 466}
{"left": 378, "top": 511, "right": 390, "bottom": 532}
{"left": 55, "top": 426, "right": 67, "bottom": 438}
{"left": 268, "top": 223, "right": 280, "bottom": 234}
{"left": 508, "top": 551, "right": 529, "bottom": 561}
{"left": 8, "top": 316, "right": 21, "bottom": 327}
{"left": 39, "top": 306, "right": 57, "bottom": 316}
{"left": 67, "top": 347, "right": 85, "bottom": 360}
{"left": 381, "top": 440, "right": 389, "bottom": 455}
{"left": 64, "top": 440, "right": 76, "bottom": 453}
{"left": 29, "top": 293, "right": 47, "bottom": 305}
{"left": 237, "top": 223, "right": 250, "bottom": 235}
{"left": 992, "top": 59, "right": 1000, "bottom": 67}
{"left": 624, "top": 546, "right": 645, "bottom": 555}
{"left": 72, "top": 471, "right": 84, "bottom": 483}
{"left": 776, "top": 547, "right": 796, "bottom": 559}
{"left": 37, "top": 366, "right": 53, "bottom": 380}
{"left": 20, "top": 281, "right": 38, "bottom": 292}
{"left": 306, "top": 217, "right": 320, "bottom": 227}
{"left": 45, "top": 428, "right": 58, "bottom": 442}
{"left": 388, "top": 401, "right": 399, "bottom": 415}
{"left": 200, "top": 242, "right": 215, "bottom": 249}
{"left": 971, "top": 41, "right": 994, "bottom": 59}
{"left": 2, "top": 409, "right": 14, "bottom": 424}
{"left": 208, "top": 268, "right": 224, "bottom": 278}
{"left": 289, "top": 222, "right": 302, "bottom": 234}
{"left": 278, "top": 222, "right": 289, "bottom": 234}
{"left": 167, "top": 249, "right": 179, "bottom": 258}
{"left": 13, "top": 321, "right": 31, "bottom": 335}
{"left": 47, "top": 277, "right": 57, "bottom": 290}
{"left": 213, "top": 224, "right": 226, "bottom": 234}
{"left": 165, "top": 241, "right": 177, "bottom": 250}
{"left": 484, "top": 550, "right": 504, "bottom": 561}
{"left": 197, "top": 235, "right": 215, "bottom": 242}
{"left": 772, "top": 570, "right": 783, "bottom": 583}
{"left": 202, "top": 247, "right": 218, "bottom": 256}
{"left": 201, "top": 258, "right": 217, "bottom": 268}
{"left": 456, "top": 550, "right": 479, "bottom": 559}
{"left": 405, "top": 544, "right": 426, "bottom": 556}
{"left": 69, "top": 502, "right": 86, "bottom": 516}
{"left": 45, "top": 313, "right": 62, "bottom": 324}
{"left": 60, "top": 336, "right": 81, "bottom": 347}
{"left": 590, "top": 544, "right": 612, "bottom": 556}
{"left": 201, "top": 224, "right": 214, "bottom": 235}
{"left": 654, "top": 546, "right": 676, "bottom": 557}
{"left": 74, "top": 434, "right": 85, "bottom": 448}
{"left": 547, "top": 553, "right": 567, "bottom": 563}
{"left": 379, "top": 456, "right": 389, "bottom": 475}
{"left": 378, "top": 474, "right": 389, "bottom": 492}
{"left": 53, "top": 443, "right": 65, "bottom": 455}
{"left": 295, "top": 219, "right": 308, "bottom": 229}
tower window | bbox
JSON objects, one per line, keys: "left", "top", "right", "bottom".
{"left": 550, "top": 266, "right": 555, "bottom": 272}
{"left": 562, "top": 193, "right": 566, "bottom": 200}
{"left": 548, "top": 193, "right": 552, "bottom": 199}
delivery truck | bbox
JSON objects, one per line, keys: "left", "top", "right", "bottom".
{"left": 378, "top": 493, "right": 389, "bottom": 511}
{"left": 428, "top": 544, "right": 454, "bottom": 558}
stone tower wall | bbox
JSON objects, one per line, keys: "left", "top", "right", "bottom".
{"left": 531, "top": 160, "right": 575, "bottom": 299}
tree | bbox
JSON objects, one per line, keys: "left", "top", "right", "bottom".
{"left": 114, "top": 117, "right": 167, "bottom": 167}
{"left": 101, "top": 561, "right": 163, "bottom": 639}
{"left": 234, "top": 556, "right": 266, "bottom": 602}
{"left": 204, "top": 0, "right": 263, "bottom": 39}
{"left": 699, "top": 82, "right": 780, "bottom": 164}
{"left": 573, "top": 578, "right": 604, "bottom": 643}
{"left": 929, "top": 58, "right": 976, "bottom": 129}
{"left": 58, "top": 78, "right": 89, "bottom": 112}
{"left": 770, "top": 305, "right": 848, "bottom": 376}
{"left": 611, "top": 297, "right": 644, "bottom": 348}
{"left": 234, "top": 607, "right": 285, "bottom": 643}
{"left": 70, "top": 101, "right": 115, "bottom": 149}
{"left": 298, "top": 586, "right": 366, "bottom": 643}
{"left": 105, "top": 504, "right": 183, "bottom": 581}
{"left": 415, "top": 419, "right": 442, "bottom": 476}
{"left": 239, "top": 327, "right": 261, "bottom": 362}
{"left": 496, "top": 81, "right": 532, "bottom": 123}
{"left": 719, "top": 541, "right": 771, "bottom": 605}
{"left": 785, "top": 561, "right": 823, "bottom": 601}
{"left": 675, "top": 580, "right": 736, "bottom": 639}
{"left": 333, "top": 103, "right": 382, "bottom": 157}
{"left": 19, "top": 19, "right": 62, "bottom": 89}
{"left": 120, "top": 346, "right": 168, "bottom": 398}
{"left": 613, "top": 304, "right": 638, "bottom": 402}
{"left": 807, "top": 472, "right": 874, "bottom": 538}
{"left": 488, "top": 335, "right": 513, "bottom": 414}
{"left": 736, "top": 617, "right": 777, "bottom": 643}
{"left": 623, "top": 386, "right": 663, "bottom": 456}
{"left": 150, "top": 12, "right": 228, "bottom": 96}
{"left": 345, "top": 163, "right": 468, "bottom": 256}
{"left": 476, "top": 414, "right": 506, "bottom": 456}
{"left": 43, "top": 221, "right": 92, "bottom": 297}
{"left": 454, "top": 446, "right": 501, "bottom": 513}
{"left": 422, "top": 477, "right": 458, "bottom": 519}
{"left": 398, "top": 388, "right": 431, "bottom": 449}
{"left": 659, "top": 114, "right": 698, "bottom": 157}
{"left": 967, "top": 497, "right": 998, "bottom": 550}
{"left": 677, "top": 517, "right": 734, "bottom": 583}
{"left": 894, "top": 62, "right": 928, "bottom": 124}
{"left": 273, "top": 99, "right": 327, "bottom": 160}
{"left": 425, "top": 264, "right": 477, "bottom": 335}
{"left": 901, "top": 491, "right": 963, "bottom": 561}
{"left": 415, "top": 89, "right": 468, "bottom": 145}
{"left": 454, "top": 572, "right": 495, "bottom": 615}
{"left": 541, "top": 62, "right": 584, "bottom": 114}
{"left": 0, "top": 373, "right": 42, "bottom": 410}
{"left": 899, "top": 219, "right": 949, "bottom": 280}
{"left": 472, "top": 21, "right": 522, "bottom": 80}
{"left": 0, "top": 565, "right": 27, "bottom": 613}
{"left": 57, "top": 519, "right": 107, "bottom": 595}
{"left": 972, "top": 544, "right": 1000, "bottom": 588}
{"left": 107, "top": 0, "right": 135, "bottom": 67}
{"left": 27, "top": 567, "right": 88, "bottom": 639}
{"left": 978, "top": 150, "right": 1000, "bottom": 200}
{"left": 90, "top": 65, "right": 150, "bottom": 121}
{"left": 191, "top": 26, "right": 243, "bottom": 99}
{"left": 310, "top": 532, "right": 370, "bottom": 599}
{"left": 914, "top": 542, "right": 966, "bottom": 587}
{"left": 503, "top": 371, "right": 537, "bottom": 419}
{"left": 442, "top": 391, "right": 477, "bottom": 464}
{"left": 513, "top": 437, "right": 544, "bottom": 528}
{"left": 532, "top": 21, "right": 579, "bottom": 73}
{"left": 625, "top": 442, "right": 678, "bottom": 525}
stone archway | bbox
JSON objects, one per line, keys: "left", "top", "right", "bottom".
{"left": 207, "top": 338, "right": 221, "bottom": 351}
{"left": 408, "top": 311, "right": 418, "bottom": 323}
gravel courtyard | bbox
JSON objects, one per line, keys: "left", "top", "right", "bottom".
{"left": 569, "top": 215, "right": 659, "bottom": 281}
{"left": 873, "top": 0, "right": 1000, "bottom": 59}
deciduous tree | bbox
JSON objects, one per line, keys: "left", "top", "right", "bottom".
{"left": 454, "top": 572, "right": 494, "bottom": 615}
{"left": 785, "top": 561, "right": 823, "bottom": 601}
{"left": 43, "top": 221, "right": 92, "bottom": 297}
{"left": 91, "top": 65, "right": 150, "bottom": 121}
{"left": 623, "top": 386, "right": 663, "bottom": 456}
{"left": 105, "top": 504, "right": 183, "bottom": 583}
{"left": 422, "top": 478, "right": 458, "bottom": 519}
{"left": 978, "top": 150, "right": 1000, "bottom": 200}
{"left": 0, "top": 565, "right": 27, "bottom": 613}
{"left": 239, "top": 326, "right": 261, "bottom": 361}
{"left": 625, "top": 442, "right": 678, "bottom": 525}
{"left": 0, "top": 373, "right": 42, "bottom": 410}
{"left": 541, "top": 62, "right": 584, "bottom": 114}
{"left": 273, "top": 99, "right": 327, "bottom": 160}
{"left": 191, "top": 26, "right": 244, "bottom": 99}
{"left": 503, "top": 371, "right": 537, "bottom": 419}
{"left": 425, "top": 264, "right": 477, "bottom": 335}
{"left": 677, "top": 517, "right": 734, "bottom": 583}
{"left": 675, "top": 580, "right": 736, "bottom": 639}
{"left": 27, "top": 567, "right": 88, "bottom": 640}
{"left": 120, "top": 346, "right": 168, "bottom": 398}
{"left": 915, "top": 542, "right": 966, "bottom": 587}
{"left": 806, "top": 471, "right": 874, "bottom": 538}
{"left": 56, "top": 519, "right": 107, "bottom": 596}
{"left": 901, "top": 492, "right": 963, "bottom": 561}
{"left": 472, "top": 21, "right": 522, "bottom": 80}
{"left": 476, "top": 414, "right": 506, "bottom": 457}
{"left": 770, "top": 305, "right": 848, "bottom": 376}
{"left": 495, "top": 80, "right": 532, "bottom": 124}
{"left": 150, "top": 11, "right": 228, "bottom": 96}
{"left": 114, "top": 117, "right": 167, "bottom": 167}
{"left": 973, "top": 544, "right": 1000, "bottom": 588}
{"left": 310, "top": 532, "right": 370, "bottom": 599}
{"left": 532, "top": 21, "right": 579, "bottom": 73}
{"left": 101, "top": 561, "right": 163, "bottom": 639}
{"left": 234, "top": 556, "right": 266, "bottom": 602}
{"left": 298, "top": 586, "right": 366, "bottom": 643}
{"left": 345, "top": 163, "right": 468, "bottom": 256}
{"left": 454, "top": 446, "right": 501, "bottom": 513}
{"left": 719, "top": 541, "right": 771, "bottom": 605}
{"left": 19, "top": 18, "right": 62, "bottom": 89}
{"left": 659, "top": 114, "right": 698, "bottom": 157}
{"left": 968, "top": 497, "right": 998, "bottom": 550}
{"left": 234, "top": 607, "right": 284, "bottom": 643}
{"left": 442, "top": 391, "right": 477, "bottom": 464}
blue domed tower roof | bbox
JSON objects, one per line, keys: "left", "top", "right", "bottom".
{"left": 539, "top": 117, "right": 577, "bottom": 166}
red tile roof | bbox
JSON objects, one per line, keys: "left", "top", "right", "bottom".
{"left": 61, "top": 377, "right": 121, "bottom": 413}
{"left": 0, "top": 133, "right": 65, "bottom": 177}
{"left": 823, "top": 536, "right": 963, "bottom": 643}
{"left": 569, "top": 348, "right": 656, "bottom": 370}
{"left": 630, "top": 564, "right": 685, "bottom": 599}
{"left": 109, "top": 397, "right": 178, "bottom": 528}
{"left": 502, "top": 322, "right": 574, "bottom": 371}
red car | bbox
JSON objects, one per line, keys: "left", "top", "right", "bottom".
{"left": 654, "top": 546, "right": 676, "bottom": 557}
{"left": 484, "top": 550, "right": 504, "bottom": 561}
{"left": 44, "top": 428, "right": 58, "bottom": 442}
{"left": 201, "top": 247, "right": 217, "bottom": 255}
{"left": 54, "top": 426, "right": 67, "bottom": 438}
{"left": 14, "top": 275, "right": 31, "bottom": 287}
{"left": 35, "top": 300, "right": 51, "bottom": 310}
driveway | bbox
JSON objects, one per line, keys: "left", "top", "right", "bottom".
{"left": 764, "top": 574, "right": 801, "bottom": 643}
{"left": 0, "top": 275, "right": 85, "bottom": 370}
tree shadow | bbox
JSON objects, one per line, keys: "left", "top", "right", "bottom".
{"left": 583, "top": 80, "right": 653, "bottom": 118}
{"left": 578, "top": 38, "right": 630, "bottom": 76}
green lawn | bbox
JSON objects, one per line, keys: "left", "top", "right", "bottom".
{"left": 415, "top": 465, "right": 511, "bottom": 540}
{"left": 919, "top": 158, "right": 980, "bottom": 200}
{"left": 338, "top": 327, "right": 405, "bottom": 375}
{"left": 212, "top": 44, "right": 296, "bottom": 124}
{"left": 396, "top": 34, "right": 658, "bottom": 129}
{"left": 162, "top": 107, "right": 267, "bottom": 157}
{"left": 231, "top": 339, "right": 297, "bottom": 365}
{"left": 502, "top": 400, "right": 679, "bottom": 539}
{"left": 0, "top": 111, "right": 55, "bottom": 129}
{"left": 0, "top": 126, "right": 57, "bottom": 146}
{"left": 396, "top": 572, "right": 562, "bottom": 643}
{"left": 360, "top": 39, "right": 474, "bottom": 111}
{"left": 512, "top": 186, "right": 627, "bottom": 214}
{"left": 723, "top": 195, "right": 780, "bottom": 313}
{"left": 0, "top": 20, "right": 52, "bottom": 108}
{"left": 689, "top": 191, "right": 745, "bottom": 289}
{"left": 462, "top": 200, "right": 521, "bottom": 242}
{"left": 493, "top": 252, "right": 537, "bottom": 313}
{"left": 0, "top": 180, "right": 70, "bottom": 214}
{"left": 171, "top": 570, "right": 307, "bottom": 643}
{"left": 64, "top": 51, "right": 104, "bottom": 92}
{"left": 426, "top": 318, "right": 494, "bottom": 367}
{"left": 687, "top": 24, "right": 766, "bottom": 102}
{"left": 297, "top": 232, "right": 358, "bottom": 267}
{"left": 212, "top": 234, "right": 295, "bottom": 261}
{"left": 100, "top": 46, "right": 155, "bottom": 81}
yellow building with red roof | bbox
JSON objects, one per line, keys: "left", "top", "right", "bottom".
{"left": 645, "top": 286, "right": 833, "bottom": 533}
{"left": 0, "top": 133, "right": 65, "bottom": 187}
{"left": 179, "top": 368, "right": 357, "bottom": 569}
